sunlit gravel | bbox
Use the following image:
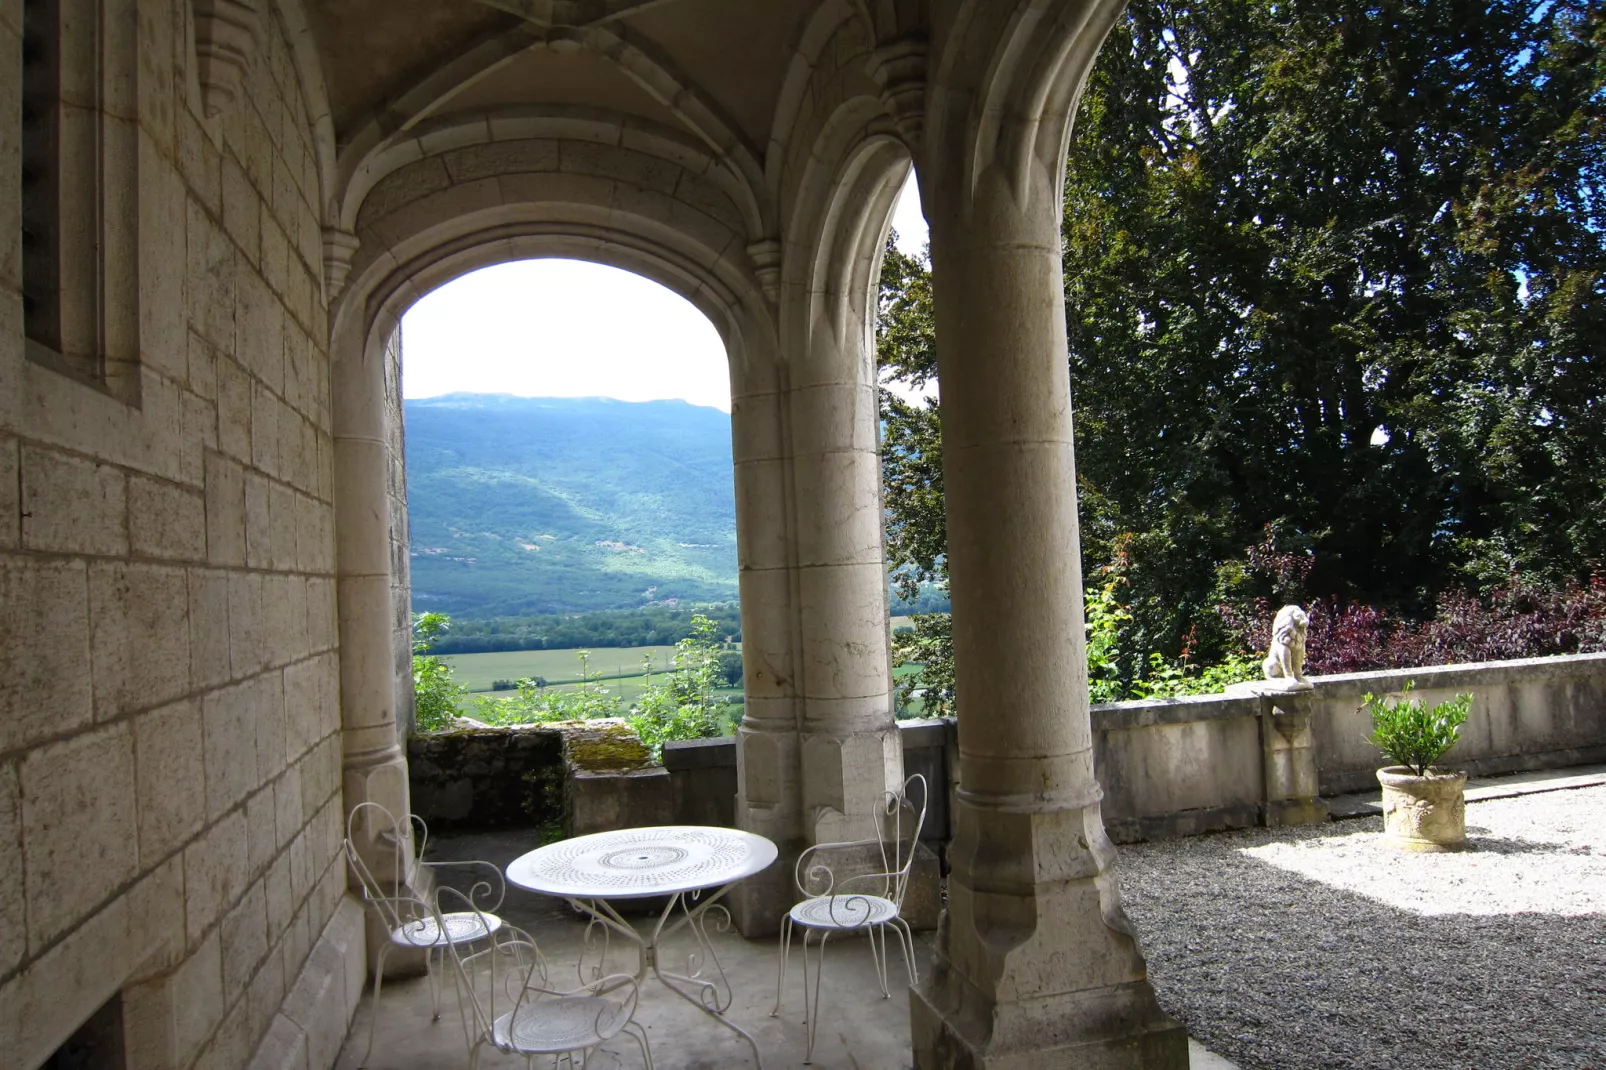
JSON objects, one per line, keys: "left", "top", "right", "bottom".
{"left": 1118, "top": 785, "right": 1606, "bottom": 1070}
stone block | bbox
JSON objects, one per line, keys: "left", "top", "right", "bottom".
{"left": 274, "top": 764, "right": 304, "bottom": 848}
{"left": 222, "top": 154, "right": 261, "bottom": 264}
{"left": 179, "top": 389, "right": 219, "bottom": 486}
{"left": 0, "top": 556, "right": 93, "bottom": 752}
{"left": 270, "top": 481, "right": 298, "bottom": 572}
{"left": 178, "top": 109, "right": 222, "bottom": 214}
{"left": 188, "top": 330, "right": 219, "bottom": 400}
{"left": 0, "top": 435, "right": 17, "bottom": 549}
{"left": 221, "top": 880, "right": 269, "bottom": 1006}
{"left": 281, "top": 656, "right": 325, "bottom": 762}
{"left": 134, "top": 698, "right": 207, "bottom": 866}
{"left": 218, "top": 358, "right": 254, "bottom": 462}
{"left": 194, "top": 1001, "right": 253, "bottom": 1070}
{"left": 567, "top": 766, "right": 674, "bottom": 838}
{"left": 261, "top": 215, "right": 291, "bottom": 303}
{"left": 264, "top": 852, "right": 293, "bottom": 943}
{"left": 254, "top": 669, "right": 287, "bottom": 787}
{"left": 230, "top": 572, "right": 266, "bottom": 675}
{"left": 187, "top": 198, "right": 236, "bottom": 349}
{"left": 282, "top": 934, "right": 354, "bottom": 1070}
{"left": 204, "top": 679, "right": 261, "bottom": 819}
{"left": 246, "top": 787, "right": 279, "bottom": 875}
{"left": 172, "top": 932, "right": 226, "bottom": 1066}
{"left": 90, "top": 562, "right": 192, "bottom": 718}
{"left": 20, "top": 724, "right": 138, "bottom": 952}
{"left": 245, "top": 946, "right": 287, "bottom": 1053}
{"left": 240, "top": 271, "right": 284, "bottom": 395}
{"left": 20, "top": 445, "right": 128, "bottom": 556}
{"left": 140, "top": 151, "right": 189, "bottom": 379}
{"left": 188, "top": 568, "right": 234, "bottom": 689}
{"left": 246, "top": 1014, "right": 309, "bottom": 1070}
{"left": 245, "top": 470, "right": 272, "bottom": 567}
{"left": 129, "top": 475, "right": 208, "bottom": 561}
{"left": 252, "top": 382, "right": 281, "bottom": 478}
{"left": 0, "top": 763, "right": 22, "bottom": 976}
{"left": 205, "top": 451, "right": 247, "bottom": 566}
{"left": 184, "top": 810, "right": 250, "bottom": 947}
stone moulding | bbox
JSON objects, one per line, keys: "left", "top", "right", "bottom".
{"left": 193, "top": 0, "right": 264, "bottom": 119}
{"left": 868, "top": 38, "right": 928, "bottom": 152}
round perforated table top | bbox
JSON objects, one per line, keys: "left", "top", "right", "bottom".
{"left": 506, "top": 825, "right": 778, "bottom": 900}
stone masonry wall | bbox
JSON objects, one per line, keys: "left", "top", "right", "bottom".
{"left": 384, "top": 326, "right": 413, "bottom": 739}
{"left": 0, "top": 4, "right": 348, "bottom": 1067}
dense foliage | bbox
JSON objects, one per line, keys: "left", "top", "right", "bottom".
{"left": 428, "top": 603, "right": 743, "bottom": 654}
{"left": 1065, "top": 0, "right": 1606, "bottom": 657}
{"left": 412, "top": 612, "right": 469, "bottom": 733}
{"left": 878, "top": 0, "right": 1606, "bottom": 704}
{"left": 1365, "top": 682, "right": 1473, "bottom": 775}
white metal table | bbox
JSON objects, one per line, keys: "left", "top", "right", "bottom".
{"left": 506, "top": 825, "right": 779, "bottom": 1067}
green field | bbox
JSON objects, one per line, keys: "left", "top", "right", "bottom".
{"left": 441, "top": 647, "right": 678, "bottom": 693}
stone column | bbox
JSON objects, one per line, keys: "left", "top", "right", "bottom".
{"left": 729, "top": 330, "right": 806, "bottom": 936}
{"left": 908, "top": 160, "right": 1188, "bottom": 1067}
{"left": 728, "top": 284, "right": 903, "bottom": 935}
{"left": 332, "top": 312, "right": 416, "bottom": 972}
{"left": 791, "top": 334, "right": 902, "bottom": 848}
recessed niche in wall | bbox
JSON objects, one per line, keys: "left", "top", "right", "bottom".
{"left": 19, "top": 0, "right": 141, "bottom": 406}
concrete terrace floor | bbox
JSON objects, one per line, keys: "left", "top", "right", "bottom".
{"left": 336, "top": 828, "right": 1237, "bottom": 1070}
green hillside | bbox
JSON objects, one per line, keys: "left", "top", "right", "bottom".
{"left": 404, "top": 395, "right": 737, "bottom": 615}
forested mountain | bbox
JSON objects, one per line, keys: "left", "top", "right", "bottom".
{"left": 405, "top": 395, "right": 737, "bottom": 615}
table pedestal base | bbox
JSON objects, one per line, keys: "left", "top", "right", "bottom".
{"left": 574, "top": 884, "right": 765, "bottom": 1069}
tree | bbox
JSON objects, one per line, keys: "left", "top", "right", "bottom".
{"left": 1063, "top": 0, "right": 1606, "bottom": 656}
{"left": 877, "top": 0, "right": 1606, "bottom": 698}
{"left": 412, "top": 612, "right": 467, "bottom": 732}
{"left": 878, "top": 235, "right": 957, "bottom": 713}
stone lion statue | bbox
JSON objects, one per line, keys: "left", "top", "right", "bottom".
{"left": 1262, "top": 604, "right": 1310, "bottom": 684}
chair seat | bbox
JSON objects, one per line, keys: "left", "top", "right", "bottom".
{"left": 391, "top": 909, "right": 503, "bottom": 949}
{"left": 789, "top": 893, "right": 900, "bottom": 930}
{"left": 492, "top": 997, "right": 620, "bottom": 1054}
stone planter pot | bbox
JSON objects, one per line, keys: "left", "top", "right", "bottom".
{"left": 1377, "top": 766, "right": 1467, "bottom": 851}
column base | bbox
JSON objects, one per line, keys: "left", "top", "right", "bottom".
{"left": 1262, "top": 797, "right": 1329, "bottom": 828}
{"left": 910, "top": 956, "right": 1189, "bottom": 1070}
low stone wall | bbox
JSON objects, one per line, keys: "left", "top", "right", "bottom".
{"left": 1094, "top": 651, "right": 1606, "bottom": 840}
{"left": 408, "top": 718, "right": 670, "bottom": 837}
{"left": 409, "top": 653, "right": 1606, "bottom": 850}
{"left": 1306, "top": 654, "right": 1606, "bottom": 794}
{"left": 408, "top": 723, "right": 567, "bottom": 830}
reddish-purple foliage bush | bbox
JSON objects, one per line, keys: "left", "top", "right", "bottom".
{"left": 1219, "top": 573, "right": 1606, "bottom": 675}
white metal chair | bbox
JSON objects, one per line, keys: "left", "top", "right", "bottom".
{"left": 438, "top": 886, "right": 654, "bottom": 1070}
{"left": 770, "top": 773, "right": 928, "bottom": 1064}
{"left": 343, "top": 800, "right": 507, "bottom": 1068}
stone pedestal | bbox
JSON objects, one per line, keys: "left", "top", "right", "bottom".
{"left": 1228, "top": 682, "right": 1329, "bottom": 828}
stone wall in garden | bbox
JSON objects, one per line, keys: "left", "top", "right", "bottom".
{"left": 407, "top": 652, "right": 1606, "bottom": 853}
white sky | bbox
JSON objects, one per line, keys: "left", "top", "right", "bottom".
{"left": 400, "top": 174, "right": 929, "bottom": 411}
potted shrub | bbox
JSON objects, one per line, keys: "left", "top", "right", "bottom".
{"left": 1363, "top": 681, "right": 1475, "bottom": 851}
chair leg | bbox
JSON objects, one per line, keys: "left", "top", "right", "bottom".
{"left": 867, "top": 924, "right": 888, "bottom": 999}
{"left": 428, "top": 944, "right": 447, "bottom": 1021}
{"left": 804, "top": 931, "right": 830, "bottom": 1065}
{"left": 770, "top": 914, "right": 793, "bottom": 1017}
{"left": 623, "top": 1021, "right": 655, "bottom": 1070}
{"left": 361, "top": 941, "right": 393, "bottom": 1068}
{"left": 893, "top": 918, "right": 919, "bottom": 985}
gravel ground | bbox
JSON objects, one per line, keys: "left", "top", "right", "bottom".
{"left": 1118, "top": 785, "right": 1606, "bottom": 1070}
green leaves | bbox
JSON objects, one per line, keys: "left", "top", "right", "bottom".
{"left": 1364, "top": 681, "right": 1474, "bottom": 776}
{"left": 1064, "top": 0, "right": 1606, "bottom": 650}
{"left": 412, "top": 612, "right": 467, "bottom": 732}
